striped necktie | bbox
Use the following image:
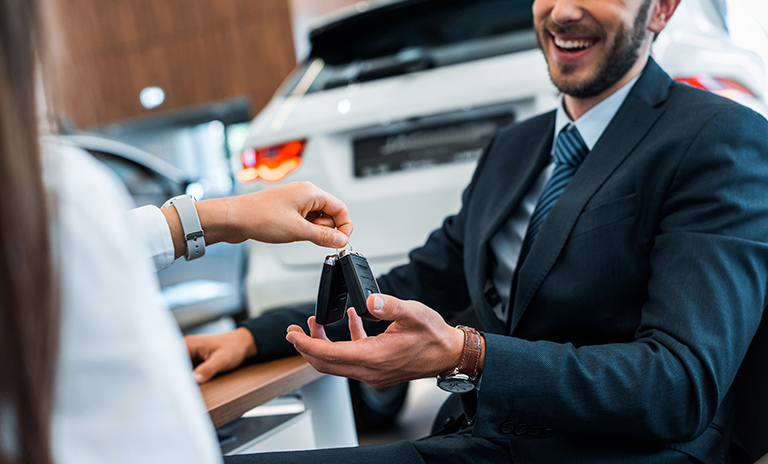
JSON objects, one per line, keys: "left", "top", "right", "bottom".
{"left": 518, "top": 124, "right": 589, "bottom": 264}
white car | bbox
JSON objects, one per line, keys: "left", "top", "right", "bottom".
{"left": 236, "top": 0, "right": 767, "bottom": 318}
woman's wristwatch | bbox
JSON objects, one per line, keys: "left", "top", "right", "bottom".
{"left": 162, "top": 194, "right": 206, "bottom": 261}
{"left": 436, "top": 326, "right": 484, "bottom": 393}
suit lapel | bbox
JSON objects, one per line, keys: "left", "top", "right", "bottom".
{"left": 472, "top": 119, "right": 555, "bottom": 334}
{"left": 480, "top": 119, "right": 555, "bottom": 246}
{"left": 508, "top": 59, "right": 671, "bottom": 333}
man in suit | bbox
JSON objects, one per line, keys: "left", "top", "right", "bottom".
{"left": 192, "top": 0, "right": 768, "bottom": 462}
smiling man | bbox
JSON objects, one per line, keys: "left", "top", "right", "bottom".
{"left": 200, "top": 1, "right": 768, "bottom": 463}
{"left": 538, "top": 0, "right": 656, "bottom": 105}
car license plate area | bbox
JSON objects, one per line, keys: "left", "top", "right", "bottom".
{"left": 353, "top": 113, "right": 514, "bottom": 177}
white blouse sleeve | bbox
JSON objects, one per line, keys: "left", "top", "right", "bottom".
{"left": 128, "top": 205, "right": 176, "bottom": 271}
{"left": 43, "top": 141, "right": 222, "bottom": 464}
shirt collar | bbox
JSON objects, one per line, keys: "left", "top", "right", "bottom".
{"left": 553, "top": 74, "right": 641, "bottom": 154}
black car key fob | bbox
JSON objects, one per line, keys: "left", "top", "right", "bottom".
{"left": 339, "top": 250, "right": 380, "bottom": 321}
{"left": 314, "top": 254, "right": 348, "bottom": 325}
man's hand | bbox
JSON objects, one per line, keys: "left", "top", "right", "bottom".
{"left": 285, "top": 294, "right": 466, "bottom": 388}
{"left": 185, "top": 327, "right": 258, "bottom": 384}
{"left": 166, "top": 182, "right": 352, "bottom": 259}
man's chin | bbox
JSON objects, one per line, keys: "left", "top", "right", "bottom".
{"left": 549, "top": 64, "right": 618, "bottom": 99}
{"left": 550, "top": 72, "right": 592, "bottom": 96}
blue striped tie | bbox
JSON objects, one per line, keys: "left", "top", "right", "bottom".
{"left": 518, "top": 124, "right": 589, "bottom": 264}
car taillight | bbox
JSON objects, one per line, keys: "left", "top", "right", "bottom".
{"left": 674, "top": 76, "right": 755, "bottom": 102}
{"left": 237, "top": 139, "right": 306, "bottom": 183}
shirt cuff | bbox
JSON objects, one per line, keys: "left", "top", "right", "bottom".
{"left": 129, "top": 205, "right": 175, "bottom": 272}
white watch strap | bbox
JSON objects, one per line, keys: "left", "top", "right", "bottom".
{"left": 163, "top": 194, "right": 205, "bottom": 261}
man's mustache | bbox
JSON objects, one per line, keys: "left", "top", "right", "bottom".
{"left": 539, "top": 19, "right": 604, "bottom": 40}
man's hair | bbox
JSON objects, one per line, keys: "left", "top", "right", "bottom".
{"left": 0, "top": 0, "right": 58, "bottom": 462}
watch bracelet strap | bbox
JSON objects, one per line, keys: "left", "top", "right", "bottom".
{"left": 441, "top": 326, "right": 483, "bottom": 379}
{"left": 169, "top": 195, "right": 206, "bottom": 261}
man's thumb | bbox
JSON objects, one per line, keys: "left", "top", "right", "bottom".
{"left": 367, "top": 293, "right": 410, "bottom": 322}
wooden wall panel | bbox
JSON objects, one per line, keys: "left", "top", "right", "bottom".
{"left": 44, "top": 0, "right": 296, "bottom": 128}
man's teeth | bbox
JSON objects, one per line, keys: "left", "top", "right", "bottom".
{"left": 554, "top": 37, "right": 595, "bottom": 51}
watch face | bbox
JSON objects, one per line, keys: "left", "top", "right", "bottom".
{"left": 437, "top": 375, "right": 475, "bottom": 393}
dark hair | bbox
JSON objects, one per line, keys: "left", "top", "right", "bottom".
{"left": 0, "top": 0, "right": 58, "bottom": 462}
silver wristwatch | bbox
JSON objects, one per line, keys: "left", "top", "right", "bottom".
{"left": 162, "top": 194, "right": 206, "bottom": 261}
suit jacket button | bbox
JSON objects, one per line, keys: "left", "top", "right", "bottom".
{"left": 501, "top": 421, "right": 515, "bottom": 434}
{"left": 514, "top": 424, "right": 528, "bottom": 435}
{"left": 527, "top": 425, "right": 541, "bottom": 436}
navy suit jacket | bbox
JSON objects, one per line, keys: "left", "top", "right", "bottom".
{"left": 244, "top": 59, "right": 768, "bottom": 463}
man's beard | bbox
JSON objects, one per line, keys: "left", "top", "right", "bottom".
{"left": 537, "top": 0, "right": 652, "bottom": 98}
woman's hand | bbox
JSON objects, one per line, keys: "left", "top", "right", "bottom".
{"left": 180, "top": 181, "right": 352, "bottom": 251}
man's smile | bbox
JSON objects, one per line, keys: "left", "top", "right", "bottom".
{"left": 547, "top": 31, "right": 601, "bottom": 64}
{"left": 553, "top": 35, "right": 599, "bottom": 52}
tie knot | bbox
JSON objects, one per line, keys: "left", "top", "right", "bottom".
{"left": 554, "top": 125, "right": 588, "bottom": 167}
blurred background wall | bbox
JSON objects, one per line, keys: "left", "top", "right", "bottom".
{"left": 43, "top": 0, "right": 361, "bottom": 129}
{"left": 37, "top": 0, "right": 366, "bottom": 194}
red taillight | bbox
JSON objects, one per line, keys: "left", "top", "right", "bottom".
{"left": 674, "top": 76, "right": 755, "bottom": 102}
{"left": 238, "top": 139, "right": 306, "bottom": 183}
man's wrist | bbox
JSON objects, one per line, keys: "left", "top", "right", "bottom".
{"left": 442, "top": 326, "right": 466, "bottom": 376}
{"left": 436, "top": 326, "right": 485, "bottom": 393}
{"left": 235, "top": 327, "right": 258, "bottom": 359}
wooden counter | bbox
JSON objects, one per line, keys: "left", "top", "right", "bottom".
{"left": 200, "top": 356, "right": 323, "bottom": 428}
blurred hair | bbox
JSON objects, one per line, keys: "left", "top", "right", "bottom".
{"left": 0, "top": 0, "right": 58, "bottom": 462}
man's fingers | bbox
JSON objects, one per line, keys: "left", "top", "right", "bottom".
{"left": 288, "top": 338, "right": 370, "bottom": 380}
{"left": 347, "top": 308, "right": 368, "bottom": 341}
{"left": 308, "top": 316, "right": 331, "bottom": 341}
{"left": 297, "top": 351, "right": 375, "bottom": 382}
{"left": 287, "top": 329, "right": 370, "bottom": 365}
{"left": 185, "top": 336, "right": 200, "bottom": 361}
{"left": 185, "top": 336, "right": 215, "bottom": 368}
{"left": 287, "top": 324, "right": 304, "bottom": 334}
{"left": 193, "top": 356, "right": 223, "bottom": 384}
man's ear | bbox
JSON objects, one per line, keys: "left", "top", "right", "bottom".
{"left": 648, "top": 0, "right": 681, "bottom": 34}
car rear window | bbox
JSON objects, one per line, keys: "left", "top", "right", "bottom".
{"left": 281, "top": 0, "right": 536, "bottom": 94}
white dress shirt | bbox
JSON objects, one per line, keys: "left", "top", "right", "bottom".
{"left": 488, "top": 76, "right": 640, "bottom": 321}
{"left": 129, "top": 205, "right": 176, "bottom": 271}
{"left": 42, "top": 140, "right": 222, "bottom": 464}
